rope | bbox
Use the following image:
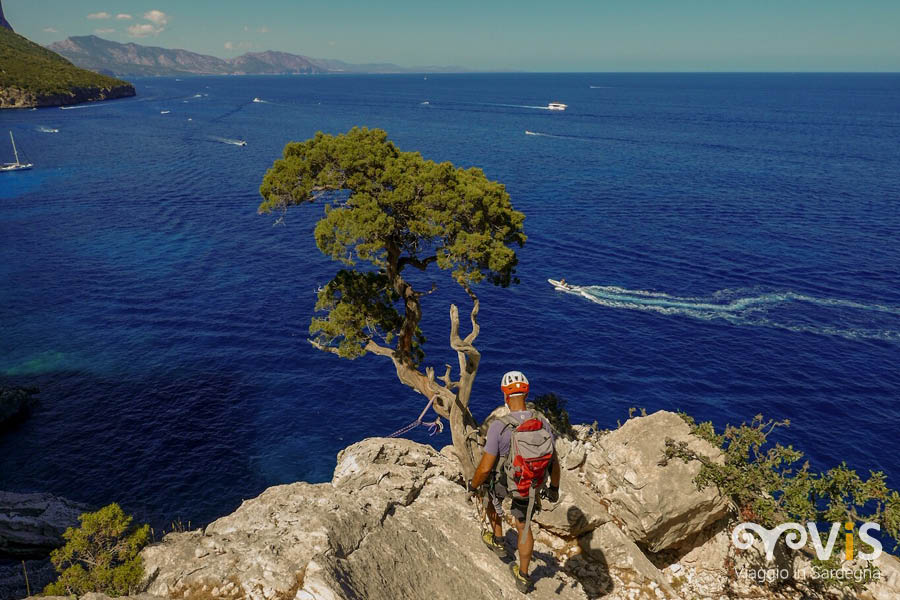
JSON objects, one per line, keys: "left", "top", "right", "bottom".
{"left": 387, "top": 396, "right": 444, "bottom": 438}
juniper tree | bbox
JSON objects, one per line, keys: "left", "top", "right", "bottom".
{"left": 258, "top": 127, "right": 525, "bottom": 476}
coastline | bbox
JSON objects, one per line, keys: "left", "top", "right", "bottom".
{"left": 0, "top": 82, "right": 135, "bottom": 109}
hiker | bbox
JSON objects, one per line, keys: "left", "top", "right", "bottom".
{"left": 469, "top": 370, "right": 561, "bottom": 593}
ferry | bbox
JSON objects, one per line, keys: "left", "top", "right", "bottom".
{"left": 547, "top": 102, "right": 567, "bottom": 111}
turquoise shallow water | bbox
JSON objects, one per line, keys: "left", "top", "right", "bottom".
{"left": 1, "top": 73, "right": 899, "bottom": 530}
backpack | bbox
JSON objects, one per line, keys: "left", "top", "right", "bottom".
{"left": 496, "top": 412, "right": 555, "bottom": 531}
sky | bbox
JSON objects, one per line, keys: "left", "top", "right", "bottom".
{"left": 5, "top": 0, "right": 900, "bottom": 71}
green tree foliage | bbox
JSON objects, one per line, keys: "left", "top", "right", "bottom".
{"left": 43, "top": 503, "right": 150, "bottom": 597}
{"left": 259, "top": 127, "right": 524, "bottom": 364}
{"left": 259, "top": 128, "right": 526, "bottom": 473}
{"left": 665, "top": 413, "right": 900, "bottom": 592}
{"left": 0, "top": 27, "right": 130, "bottom": 98}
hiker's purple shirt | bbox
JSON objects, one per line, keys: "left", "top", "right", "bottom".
{"left": 484, "top": 410, "right": 555, "bottom": 458}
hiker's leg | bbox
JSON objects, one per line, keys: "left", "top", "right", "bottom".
{"left": 485, "top": 497, "right": 503, "bottom": 538}
{"left": 513, "top": 518, "right": 534, "bottom": 575}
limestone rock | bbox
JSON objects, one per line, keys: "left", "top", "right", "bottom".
{"left": 141, "top": 438, "right": 644, "bottom": 600}
{"left": 0, "top": 491, "right": 90, "bottom": 558}
{"left": 586, "top": 411, "right": 730, "bottom": 552}
{"left": 579, "top": 522, "right": 678, "bottom": 598}
{"left": 860, "top": 553, "right": 900, "bottom": 600}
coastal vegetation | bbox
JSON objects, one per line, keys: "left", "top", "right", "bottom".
{"left": 0, "top": 26, "right": 133, "bottom": 108}
{"left": 43, "top": 503, "right": 149, "bottom": 596}
{"left": 665, "top": 413, "right": 900, "bottom": 592}
{"left": 258, "top": 127, "right": 526, "bottom": 478}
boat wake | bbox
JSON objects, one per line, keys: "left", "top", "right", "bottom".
{"left": 524, "top": 130, "right": 595, "bottom": 142}
{"left": 210, "top": 136, "right": 247, "bottom": 146}
{"left": 37, "top": 126, "right": 59, "bottom": 133}
{"left": 555, "top": 284, "right": 900, "bottom": 343}
{"left": 488, "top": 103, "right": 552, "bottom": 110}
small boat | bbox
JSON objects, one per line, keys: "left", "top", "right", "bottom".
{"left": 420, "top": 101, "right": 430, "bottom": 105}
{"left": 548, "top": 278, "right": 573, "bottom": 291}
{"left": 160, "top": 110, "right": 171, "bottom": 114}
{"left": 237, "top": 140, "right": 247, "bottom": 146}
{"left": 1, "top": 131, "right": 33, "bottom": 173}
{"left": 547, "top": 102, "right": 567, "bottom": 111}
{"left": 252, "top": 97, "right": 263, "bottom": 103}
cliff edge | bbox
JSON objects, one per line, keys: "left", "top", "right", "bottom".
{"left": 32, "top": 411, "right": 900, "bottom": 600}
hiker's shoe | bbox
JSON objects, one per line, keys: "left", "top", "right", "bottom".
{"left": 482, "top": 530, "right": 507, "bottom": 557}
{"left": 509, "top": 562, "right": 530, "bottom": 593}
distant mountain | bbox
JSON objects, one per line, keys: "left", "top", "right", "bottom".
{"left": 46, "top": 36, "right": 467, "bottom": 77}
{"left": 229, "top": 51, "right": 320, "bottom": 75}
{"left": 0, "top": 28, "right": 134, "bottom": 109}
{"left": 0, "top": 1, "right": 13, "bottom": 32}
{"left": 47, "top": 36, "right": 236, "bottom": 77}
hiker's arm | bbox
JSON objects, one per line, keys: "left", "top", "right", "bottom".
{"left": 470, "top": 452, "right": 497, "bottom": 489}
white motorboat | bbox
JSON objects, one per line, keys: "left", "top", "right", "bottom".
{"left": 548, "top": 278, "right": 574, "bottom": 291}
{"left": 547, "top": 102, "right": 567, "bottom": 111}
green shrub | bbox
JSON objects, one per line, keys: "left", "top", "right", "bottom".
{"left": 530, "top": 392, "right": 575, "bottom": 438}
{"left": 43, "top": 503, "right": 150, "bottom": 597}
{"left": 665, "top": 413, "right": 900, "bottom": 593}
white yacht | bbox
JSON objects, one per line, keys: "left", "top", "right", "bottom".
{"left": 1, "top": 131, "right": 33, "bottom": 173}
{"left": 252, "top": 97, "right": 263, "bottom": 103}
{"left": 547, "top": 102, "right": 568, "bottom": 111}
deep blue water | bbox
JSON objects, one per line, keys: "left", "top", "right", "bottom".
{"left": 1, "top": 73, "right": 899, "bottom": 529}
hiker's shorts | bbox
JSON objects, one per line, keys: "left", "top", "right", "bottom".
{"left": 490, "top": 481, "right": 535, "bottom": 523}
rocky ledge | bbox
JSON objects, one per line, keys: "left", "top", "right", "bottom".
{"left": 0, "top": 83, "right": 135, "bottom": 109}
{"left": 33, "top": 411, "right": 900, "bottom": 600}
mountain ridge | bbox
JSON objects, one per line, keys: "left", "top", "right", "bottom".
{"left": 47, "top": 35, "right": 468, "bottom": 77}
{"left": 0, "top": 28, "right": 135, "bottom": 109}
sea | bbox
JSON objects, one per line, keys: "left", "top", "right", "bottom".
{"left": 1, "top": 73, "right": 899, "bottom": 533}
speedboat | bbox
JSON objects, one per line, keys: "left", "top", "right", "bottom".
{"left": 547, "top": 102, "right": 567, "bottom": 111}
{"left": 252, "top": 97, "right": 263, "bottom": 103}
{"left": 237, "top": 140, "right": 247, "bottom": 146}
{"left": 548, "top": 278, "right": 573, "bottom": 291}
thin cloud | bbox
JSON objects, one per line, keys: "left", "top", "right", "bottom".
{"left": 126, "top": 10, "right": 171, "bottom": 37}
{"left": 43, "top": 27, "right": 59, "bottom": 33}
{"left": 116, "top": 14, "right": 133, "bottom": 20}
{"left": 143, "top": 10, "right": 170, "bottom": 26}
{"left": 128, "top": 23, "right": 162, "bottom": 37}
{"left": 94, "top": 28, "right": 115, "bottom": 34}
{"left": 87, "top": 12, "right": 111, "bottom": 20}
{"left": 224, "top": 41, "right": 252, "bottom": 51}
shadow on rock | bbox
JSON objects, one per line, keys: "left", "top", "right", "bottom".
{"left": 557, "top": 505, "right": 614, "bottom": 599}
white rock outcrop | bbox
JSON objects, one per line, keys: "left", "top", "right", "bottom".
{"left": 27, "top": 411, "right": 900, "bottom": 600}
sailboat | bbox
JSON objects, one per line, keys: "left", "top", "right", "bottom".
{"left": 1, "top": 131, "right": 33, "bottom": 172}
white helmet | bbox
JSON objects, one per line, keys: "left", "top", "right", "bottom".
{"left": 501, "top": 370, "right": 529, "bottom": 398}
